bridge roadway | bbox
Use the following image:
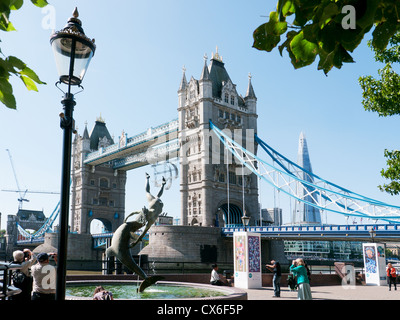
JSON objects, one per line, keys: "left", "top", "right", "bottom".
{"left": 83, "top": 118, "right": 179, "bottom": 170}
{"left": 222, "top": 223, "right": 400, "bottom": 242}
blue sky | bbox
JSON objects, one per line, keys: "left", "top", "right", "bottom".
{"left": 1, "top": 0, "right": 399, "bottom": 231}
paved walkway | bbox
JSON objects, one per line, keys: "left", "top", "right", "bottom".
{"left": 244, "top": 285, "right": 400, "bottom": 300}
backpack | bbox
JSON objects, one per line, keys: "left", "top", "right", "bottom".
{"left": 11, "top": 270, "right": 27, "bottom": 286}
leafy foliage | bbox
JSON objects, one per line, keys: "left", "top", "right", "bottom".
{"left": 0, "top": 0, "right": 48, "bottom": 109}
{"left": 359, "top": 32, "right": 400, "bottom": 195}
{"left": 253, "top": 0, "right": 400, "bottom": 75}
{"left": 359, "top": 33, "right": 400, "bottom": 117}
{"left": 379, "top": 150, "right": 400, "bottom": 195}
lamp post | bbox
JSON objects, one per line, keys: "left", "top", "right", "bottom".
{"left": 369, "top": 227, "right": 376, "bottom": 243}
{"left": 50, "top": 7, "right": 95, "bottom": 300}
{"left": 241, "top": 211, "right": 250, "bottom": 232}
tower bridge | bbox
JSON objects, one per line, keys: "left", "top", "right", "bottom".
{"left": 7, "top": 49, "right": 400, "bottom": 266}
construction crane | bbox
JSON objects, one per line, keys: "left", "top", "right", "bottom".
{"left": 5, "top": 149, "right": 30, "bottom": 209}
{"left": 3, "top": 149, "right": 59, "bottom": 209}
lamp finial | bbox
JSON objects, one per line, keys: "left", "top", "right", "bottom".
{"left": 73, "top": 7, "right": 79, "bottom": 18}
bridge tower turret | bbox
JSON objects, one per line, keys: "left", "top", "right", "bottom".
{"left": 178, "top": 49, "right": 259, "bottom": 227}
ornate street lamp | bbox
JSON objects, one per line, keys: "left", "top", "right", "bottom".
{"left": 369, "top": 227, "right": 376, "bottom": 243}
{"left": 50, "top": 7, "right": 95, "bottom": 300}
{"left": 241, "top": 211, "right": 250, "bottom": 232}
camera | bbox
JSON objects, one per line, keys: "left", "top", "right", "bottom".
{"left": 23, "top": 251, "right": 30, "bottom": 259}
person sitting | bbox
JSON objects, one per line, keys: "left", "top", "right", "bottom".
{"left": 210, "top": 264, "right": 226, "bottom": 286}
{"left": 93, "top": 286, "right": 114, "bottom": 300}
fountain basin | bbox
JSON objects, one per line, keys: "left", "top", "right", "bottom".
{"left": 66, "top": 278, "right": 247, "bottom": 300}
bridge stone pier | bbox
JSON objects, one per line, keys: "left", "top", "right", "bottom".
{"left": 6, "top": 210, "right": 47, "bottom": 257}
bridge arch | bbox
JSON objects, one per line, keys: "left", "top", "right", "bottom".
{"left": 217, "top": 202, "right": 244, "bottom": 227}
{"left": 88, "top": 216, "right": 113, "bottom": 234}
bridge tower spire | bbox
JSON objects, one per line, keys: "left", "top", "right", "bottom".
{"left": 178, "top": 49, "right": 259, "bottom": 227}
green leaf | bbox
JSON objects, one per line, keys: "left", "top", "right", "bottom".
{"left": 278, "top": 30, "right": 298, "bottom": 56}
{"left": 5, "top": 56, "right": 46, "bottom": 84}
{"left": 10, "top": 0, "right": 24, "bottom": 10}
{"left": 318, "top": 48, "right": 335, "bottom": 75}
{"left": 20, "top": 66, "right": 46, "bottom": 84}
{"left": 253, "top": 11, "right": 288, "bottom": 52}
{"left": 20, "top": 75, "right": 38, "bottom": 91}
{"left": 30, "top": 0, "right": 48, "bottom": 8}
{"left": 372, "top": 19, "right": 398, "bottom": 51}
{"left": 332, "top": 45, "right": 354, "bottom": 69}
{"left": 290, "top": 30, "right": 319, "bottom": 66}
{"left": 253, "top": 22, "right": 281, "bottom": 52}
{"left": 281, "top": 0, "right": 295, "bottom": 17}
{"left": 6, "top": 55, "right": 26, "bottom": 72}
{"left": 319, "top": 2, "right": 339, "bottom": 29}
{"left": 0, "top": 77, "right": 16, "bottom": 109}
{"left": 339, "top": 26, "right": 367, "bottom": 52}
{"left": 0, "top": 12, "right": 16, "bottom": 32}
{"left": 356, "top": 0, "right": 379, "bottom": 30}
{"left": 265, "top": 11, "right": 287, "bottom": 36}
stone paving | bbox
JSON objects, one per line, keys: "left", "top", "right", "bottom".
{"left": 244, "top": 284, "right": 400, "bottom": 300}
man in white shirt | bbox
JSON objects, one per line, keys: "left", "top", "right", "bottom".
{"left": 210, "top": 264, "right": 225, "bottom": 286}
{"left": 31, "top": 252, "right": 57, "bottom": 300}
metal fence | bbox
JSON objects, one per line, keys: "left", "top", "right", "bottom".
{"left": 0, "top": 263, "right": 23, "bottom": 300}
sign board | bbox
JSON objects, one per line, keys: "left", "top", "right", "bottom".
{"left": 363, "top": 243, "right": 386, "bottom": 286}
{"left": 233, "top": 232, "right": 262, "bottom": 289}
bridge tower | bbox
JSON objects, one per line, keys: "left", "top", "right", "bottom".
{"left": 70, "top": 116, "right": 126, "bottom": 234}
{"left": 178, "top": 49, "right": 259, "bottom": 227}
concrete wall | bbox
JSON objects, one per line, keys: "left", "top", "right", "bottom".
{"left": 45, "top": 232, "right": 102, "bottom": 270}
{"left": 140, "top": 225, "right": 223, "bottom": 263}
{"left": 139, "top": 225, "right": 289, "bottom": 267}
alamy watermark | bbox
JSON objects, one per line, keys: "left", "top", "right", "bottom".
{"left": 41, "top": 5, "right": 56, "bottom": 31}
{"left": 40, "top": 264, "right": 56, "bottom": 289}
{"left": 341, "top": 264, "right": 356, "bottom": 290}
{"left": 341, "top": 5, "right": 356, "bottom": 30}
{"left": 145, "top": 126, "right": 255, "bottom": 176}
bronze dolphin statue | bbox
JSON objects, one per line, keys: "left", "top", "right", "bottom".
{"left": 106, "top": 173, "right": 166, "bottom": 292}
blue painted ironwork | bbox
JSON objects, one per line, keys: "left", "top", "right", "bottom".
{"left": 209, "top": 120, "right": 400, "bottom": 223}
{"left": 91, "top": 231, "right": 149, "bottom": 249}
{"left": 84, "top": 118, "right": 179, "bottom": 169}
{"left": 222, "top": 223, "right": 400, "bottom": 241}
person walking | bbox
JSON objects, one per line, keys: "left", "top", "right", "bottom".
{"left": 266, "top": 260, "right": 281, "bottom": 297}
{"left": 290, "top": 258, "right": 312, "bottom": 300}
{"left": 387, "top": 263, "right": 397, "bottom": 291}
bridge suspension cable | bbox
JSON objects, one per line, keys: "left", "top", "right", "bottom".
{"left": 209, "top": 121, "right": 400, "bottom": 223}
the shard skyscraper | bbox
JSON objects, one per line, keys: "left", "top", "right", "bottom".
{"left": 293, "top": 132, "right": 322, "bottom": 225}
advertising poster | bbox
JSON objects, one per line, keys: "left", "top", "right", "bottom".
{"left": 248, "top": 236, "right": 261, "bottom": 273}
{"left": 234, "top": 235, "right": 246, "bottom": 272}
{"left": 233, "top": 232, "right": 262, "bottom": 289}
{"left": 363, "top": 243, "right": 386, "bottom": 286}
